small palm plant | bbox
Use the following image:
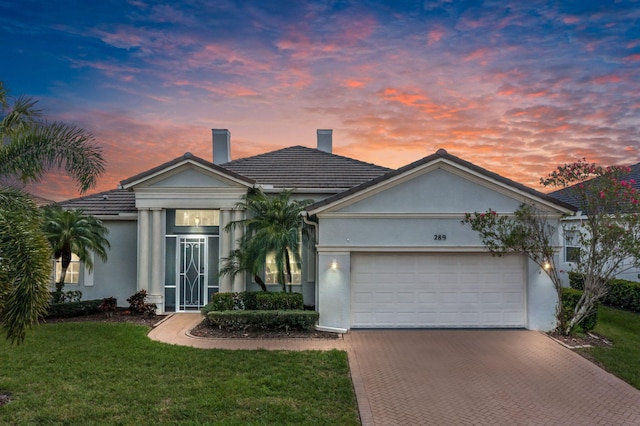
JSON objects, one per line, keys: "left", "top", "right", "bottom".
{"left": 43, "top": 205, "right": 110, "bottom": 300}
{"left": 222, "top": 187, "right": 313, "bottom": 292}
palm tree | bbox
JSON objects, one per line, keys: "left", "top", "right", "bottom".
{"left": 223, "top": 187, "right": 313, "bottom": 292}
{"left": 43, "top": 205, "right": 110, "bottom": 299}
{"left": 0, "top": 82, "right": 105, "bottom": 343}
{"left": 0, "top": 188, "right": 52, "bottom": 343}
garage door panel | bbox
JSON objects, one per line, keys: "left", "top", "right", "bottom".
{"left": 351, "top": 253, "right": 525, "bottom": 328}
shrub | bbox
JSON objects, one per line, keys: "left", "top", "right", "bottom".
{"left": 255, "top": 292, "right": 303, "bottom": 310}
{"left": 562, "top": 288, "right": 598, "bottom": 332}
{"left": 568, "top": 271, "right": 585, "bottom": 290}
{"left": 50, "top": 290, "right": 83, "bottom": 303}
{"left": 46, "top": 300, "right": 102, "bottom": 319}
{"left": 603, "top": 279, "right": 640, "bottom": 312}
{"left": 569, "top": 273, "right": 640, "bottom": 313}
{"left": 205, "top": 293, "right": 236, "bottom": 312}
{"left": 206, "top": 310, "right": 319, "bottom": 331}
{"left": 202, "top": 291, "right": 305, "bottom": 314}
{"left": 126, "top": 290, "right": 157, "bottom": 317}
{"left": 100, "top": 297, "right": 118, "bottom": 315}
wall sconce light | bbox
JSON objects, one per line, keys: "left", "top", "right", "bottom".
{"left": 194, "top": 216, "right": 200, "bottom": 227}
{"left": 543, "top": 261, "right": 551, "bottom": 271}
{"left": 330, "top": 259, "right": 338, "bottom": 271}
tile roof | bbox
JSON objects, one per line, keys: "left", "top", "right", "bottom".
{"left": 221, "top": 146, "right": 391, "bottom": 189}
{"left": 549, "top": 162, "right": 640, "bottom": 211}
{"left": 307, "top": 148, "right": 577, "bottom": 213}
{"left": 60, "top": 146, "right": 390, "bottom": 215}
{"left": 58, "top": 189, "right": 137, "bottom": 216}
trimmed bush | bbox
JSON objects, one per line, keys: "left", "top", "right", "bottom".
{"left": 206, "top": 293, "right": 237, "bottom": 312}
{"left": 206, "top": 310, "right": 319, "bottom": 331}
{"left": 255, "top": 292, "right": 303, "bottom": 310}
{"left": 562, "top": 288, "right": 598, "bottom": 332}
{"left": 604, "top": 279, "right": 640, "bottom": 312}
{"left": 202, "top": 291, "right": 304, "bottom": 314}
{"left": 46, "top": 299, "right": 102, "bottom": 319}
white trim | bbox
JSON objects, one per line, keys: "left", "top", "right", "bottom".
{"left": 316, "top": 245, "right": 494, "bottom": 253}
{"left": 318, "top": 212, "right": 566, "bottom": 220}
{"left": 122, "top": 159, "right": 253, "bottom": 189}
{"left": 315, "top": 325, "right": 347, "bottom": 334}
{"left": 308, "top": 160, "right": 574, "bottom": 216}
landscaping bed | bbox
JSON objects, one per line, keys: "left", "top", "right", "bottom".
{"left": 190, "top": 319, "right": 340, "bottom": 339}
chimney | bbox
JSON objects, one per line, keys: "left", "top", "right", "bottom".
{"left": 212, "top": 129, "right": 231, "bottom": 164}
{"left": 317, "top": 129, "right": 332, "bottom": 153}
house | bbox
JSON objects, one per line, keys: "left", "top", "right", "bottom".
{"left": 59, "top": 129, "right": 575, "bottom": 332}
{"left": 550, "top": 162, "right": 640, "bottom": 284}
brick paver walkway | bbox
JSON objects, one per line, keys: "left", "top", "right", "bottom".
{"left": 346, "top": 330, "right": 640, "bottom": 425}
{"left": 147, "top": 313, "right": 346, "bottom": 351}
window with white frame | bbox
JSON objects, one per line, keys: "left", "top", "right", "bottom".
{"left": 564, "top": 230, "right": 581, "bottom": 263}
{"left": 265, "top": 252, "right": 302, "bottom": 286}
{"left": 55, "top": 253, "right": 80, "bottom": 284}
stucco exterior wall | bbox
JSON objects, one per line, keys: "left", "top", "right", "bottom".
{"left": 526, "top": 257, "right": 559, "bottom": 331}
{"left": 75, "top": 219, "right": 138, "bottom": 306}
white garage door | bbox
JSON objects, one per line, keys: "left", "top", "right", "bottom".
{"left": 351, "top": 253, "right": 525, "bottom": 328}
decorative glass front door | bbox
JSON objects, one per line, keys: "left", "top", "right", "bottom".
{"left": 178, "top": 236, "right": 206, "bottom": 311}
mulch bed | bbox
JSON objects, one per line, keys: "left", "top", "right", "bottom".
{"left": 546, "top": 331, "right": 612, "bottom": 348}
{"left": 189, "top": 319, "right": 340, "bottom": 339}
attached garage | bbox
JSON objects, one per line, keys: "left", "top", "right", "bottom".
{"left": 350, "top": 253, "right": 525, "bottom": 328}
{"left": 309, "top": 149, "right": 575, "bottom": 332}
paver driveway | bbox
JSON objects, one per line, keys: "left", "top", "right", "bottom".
{"left": 345, "top": 330, "right": 640, "bottom": 425}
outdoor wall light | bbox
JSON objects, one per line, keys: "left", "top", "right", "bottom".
{"left": 330, "top": 259, "right": 338, "bottom": 271}
{"left": 543, "top": 261, "right": 551, "bottom": 270}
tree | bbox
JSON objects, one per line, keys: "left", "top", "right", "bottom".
{"left": 463, "top": 159, "right": 640, "bottom": 335}
{"left": 542, "top": 160, "right": 640, "bottom": 333}
{"left": 0, "top": 82, "right": 105, "bottom": 343}
{"left": 0, "top": 189, "right": 52, "bottom": 344}
{"left": 222, "top": 187, "right": 313, "bottom": 292}
{"left": 43, "top": 205, "right": 110, "bottom": 300}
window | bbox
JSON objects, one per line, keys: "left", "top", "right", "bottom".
{"left": 55, "top": 253, "right": 80, "bottom": 284}
{"left": 564, "top": 230, "right": 581, "bottom": 263}
{"left": 265, "top": 252, "right": 302, "bottom": 286}
{"left": 175, "top": 210, "right": 220, "bottom": 227}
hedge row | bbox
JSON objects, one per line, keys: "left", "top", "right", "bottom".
{"left": 206, "top": 310, "right": 319, "bottom": 331}
{"left": 569, "top": 272, "right": 640, "bottom": 312}
{"left": 202, "top": 291, "right": 304, "bottom": 314}
{"left": 45, "top": 299, "right": 103, "bottom": 319}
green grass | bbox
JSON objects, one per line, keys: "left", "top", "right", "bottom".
{"left": 578, "top": 305, "right": 640, "bottom": 389}
{"left": 0, "top": 322, "right": 359, "bottom": 425}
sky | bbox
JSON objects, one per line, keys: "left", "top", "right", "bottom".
{"left": 2, "top": 0, "right": 639, "bottom": 201}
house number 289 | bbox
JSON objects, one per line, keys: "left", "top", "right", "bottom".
{"left": 434, "top": 234, "right": 447, "bottom": 241}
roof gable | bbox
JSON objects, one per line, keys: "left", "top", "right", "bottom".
{"left": 308, "top": 149, "right": 576, "bottom": 215}
{"left": 120, "top": 152, "right": 254, "bottom": 189}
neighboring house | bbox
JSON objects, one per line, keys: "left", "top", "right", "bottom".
{"left": 59, "top": 129, "right": 574, "bottom": 332}
{"left": 550, "top": 162, "right": 640, "bottom": 284}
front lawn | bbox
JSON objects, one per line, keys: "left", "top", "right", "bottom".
{"left": 0, "top": 322, "right": 359, "bottom": 425}
{"left": 577, "top": 305, "right": 640, "bottom": 389}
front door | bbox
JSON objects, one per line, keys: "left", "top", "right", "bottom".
{"left": 178, "top": 236, "right": 207, "bottom": 311}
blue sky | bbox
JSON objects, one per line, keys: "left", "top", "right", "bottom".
{"left": 2, "top": 0, "right": 639, "bottom": 200}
